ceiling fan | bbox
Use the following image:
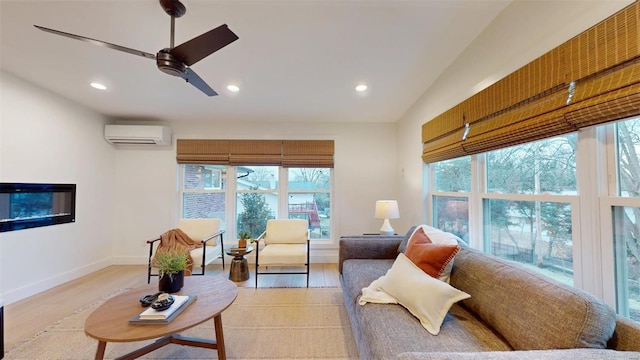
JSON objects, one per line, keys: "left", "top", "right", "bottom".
{"left": 34, "top": 0, "right": 238, "bottom": 96}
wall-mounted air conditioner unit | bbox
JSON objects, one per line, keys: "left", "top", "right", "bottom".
{"left": 104, "top": 125, "right": 172, "bottom": 145}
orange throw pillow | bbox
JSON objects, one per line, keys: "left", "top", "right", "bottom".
{"left": 405, "top": 227, "right": 460, "bottom": 279}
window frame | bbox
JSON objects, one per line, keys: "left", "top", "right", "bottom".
{"left": 599, "top": 120, "right": 640, "bottom": 315}
{"left": 179, "top": 164, "right": 334, "bottom": 243}
{"left": 426, "top": 118, "right": 640, "bottom": 318}
{"left": 285, "top": 167, "right": 333, "bottom": 241}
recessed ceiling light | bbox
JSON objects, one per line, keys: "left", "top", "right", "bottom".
{"left": 227, "top": 84, "right": 240, "bottom": 92}
{"left": 355, "top": 84, "right": 368, "bottom": 92}
{"left": 90, "top": 82, "right": 107, "bottom": 90}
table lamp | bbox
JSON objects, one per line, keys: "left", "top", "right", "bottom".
{"left": 375, "top": 200, "right": 400, "bottom": 235}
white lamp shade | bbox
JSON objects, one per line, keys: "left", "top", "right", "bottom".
{"left": 375, "top": 200, "right": 400, "bottom": 219}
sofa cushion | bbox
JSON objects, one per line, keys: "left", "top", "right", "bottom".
{"left": 339, "top": 236, "right": 403, "bottom": 274}
{"left": 450, "top": 246, "right": 617, "bottom": 350}
{"left": 377, "top": 253, "right": 470, "bottom": 335}
{"left": 405, "top": 227, "right": 460, "bottom": 280}
{"left": 397, "top": 225, "right": 418, "bottom": 254}
{"left": 355, "top": 301, "right": 512, "bottom": 359}
{"left": 342, "top": 259, "right": 394, "bottom": 304}
{"left": 399, "top": 225, "right": 463, "bottom": 282}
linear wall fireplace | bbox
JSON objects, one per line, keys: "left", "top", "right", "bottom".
{"left": 0, "top": 183, "right": 76, "bottom": 232}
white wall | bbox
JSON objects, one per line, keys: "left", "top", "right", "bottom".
{"left": 0, "top": 71, "right": 115, "bottom": 304}
{"left": 111, "top": 120, "right": 399, "bottom": 264}
{"left": 395, "top": 0, "right": 634, "bottom": 232}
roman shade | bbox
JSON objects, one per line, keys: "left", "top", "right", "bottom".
{"left": 176, "top": 139, "right": 230, "bottom": 164}
{"left": 422, "top": 2, "right": 640, "bottom": 163}
{"left": 177, "top": 139, "right": 334, "bottom": 168}
{"left": 282, "top": 140, "right": 334, "bottom": 167}
{"left": 229, "top": 140, "right": 282, "bottom": 166}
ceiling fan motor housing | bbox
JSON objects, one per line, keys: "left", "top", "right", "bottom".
{"left": 159, "top": 0, "right": 186, "bottom": 18}
{"left": 156, "top": 50, "right": 186, "bottom": 77}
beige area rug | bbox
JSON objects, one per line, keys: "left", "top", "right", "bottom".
{"left": 5, "top": 287, "right": 358, "bottom": 359}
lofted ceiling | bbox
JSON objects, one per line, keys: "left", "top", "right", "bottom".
{"left": 0, "top": 0, "right": 512, "bottom": 123}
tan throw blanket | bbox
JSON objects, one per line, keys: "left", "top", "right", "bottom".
{"left": 152, "top": 228, "right": 203, "bottom": 275}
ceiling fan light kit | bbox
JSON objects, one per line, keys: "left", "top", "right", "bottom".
{"left": 34, "top": 0, "right": 238, "bottom": 96}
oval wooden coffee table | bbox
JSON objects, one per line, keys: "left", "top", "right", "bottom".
{"left": 85, "top": 276, "right": 237, "bottom": 360}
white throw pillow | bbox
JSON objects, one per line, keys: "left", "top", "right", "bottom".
{"left": 378, "top": 253, "right": 470, "bottom": 335}
{"left": 407, "top": 224, "right": 462, "bottom": 282}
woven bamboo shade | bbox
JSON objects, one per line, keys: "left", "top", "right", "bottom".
{"left": 422, "top": 1, "right": 640, "bottom": 164}
{"left": 176, "top": 139, "right": 230, "bottom": 164}
{"left": 461, "top": 90, "right": 574, "bottom": 155}
{"left": 421, "top": 106, "right": 465, "bottom": 143}
{"left": 422, "top": 143, "right": 466, "bottom": 164}
{"left": 177, "top": 139, "right": 334, "bottom": 167}
{"left": 229, "top": 140, "right": 282, "bottom": 166}
{"left": 565, "top": 82, "right": 640, "bottom": 128}
{"left": 565, "top": 4, "right": 639, "bottom": 81}
{"left": 282, "top": 140, "right": 334, "bottom": 168}
{"left": 465, "top": 47, "right": 566, "bottom": 122}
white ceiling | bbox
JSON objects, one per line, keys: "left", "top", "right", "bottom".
{"left": 1, "top": 0, "right": 511, "bottom": 123}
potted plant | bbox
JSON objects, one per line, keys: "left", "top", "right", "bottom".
{"left": 237, "top": 231, "right": 252, "bottom": 248}
{"left": 153, "top": 250, "right": 188, "bottom": 293}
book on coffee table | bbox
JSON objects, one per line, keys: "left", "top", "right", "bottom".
{"left": 129, "top": 295, "right": 197, "bottom": 324}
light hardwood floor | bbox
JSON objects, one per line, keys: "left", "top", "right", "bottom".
{"left": 4, "top": 263, "right": 340, "bottom": 351}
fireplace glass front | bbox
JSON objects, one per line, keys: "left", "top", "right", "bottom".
{"left": 0, "top": 183, "right": 76, "bottom": 232}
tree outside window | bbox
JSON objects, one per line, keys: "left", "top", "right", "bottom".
{"left": 485, "top": 134, "right": 577, "bottom": 285}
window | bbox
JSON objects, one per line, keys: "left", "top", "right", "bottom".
{"left": 433, "top": 196, "right": 468, "bottom": 241}
{"left": 236, "top": 165, "right": 278, "bottom": 239}
{"left": 429, "top": 136, "right": 578, "bottom": 285}
{"left": 287, "top": 168, "right": 331, "bottom": 239}
{"left": 181, "top": 165, "right": 227, "bottom": 229}
{"left": 483, "top": 198, "right": 574, "bottom": 285}
{"left": 434, "top": 157, "right": 471, "bottom": 192}
{"left": 612, "top": 117, "right": 640, "bottom": 320}
{"left": 432, "top": 156, "right": 471, "bottom": 241}
{"left": 432, "top": 157, "right": 471, "bottom": 241}
{"left": 426, "top": 122, "right": 640, "bottom": 320}
{"left": 180, "top": 164, "right": 333, "bottom": 242}
{"left": 613, "top": 206, "right": 640, "bottom": 320}
{"left": 484, "top": 134, "right": 577, "bottom": 285}
{"left": 486, "top": 136, "right": 577, "bottom": 195}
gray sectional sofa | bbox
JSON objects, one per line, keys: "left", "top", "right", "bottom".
{"left": 339, "top": 231, "right": 640, "bottom": 360}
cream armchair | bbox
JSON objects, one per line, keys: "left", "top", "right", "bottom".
{"left": 254, "top": 219, "right": 310, "bottom": 287}
{"left": 147, "top": 218, "right": 225, "bottom": 283}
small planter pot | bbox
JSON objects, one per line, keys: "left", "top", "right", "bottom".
{"left": 238, "top": 239, "right": 247, "bottom": 248}
{"left": 158, "top": 270, "right": 184, "bottom": 293}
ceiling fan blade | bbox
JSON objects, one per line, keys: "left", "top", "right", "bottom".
{"left": 169, "top": 24, "right": 238, "bottom": 66}
{"left": 182, "top": 68, "right": 218, "bottom": 96}
{"left": 34, "top": 25, "right": 156, "bottom": 60}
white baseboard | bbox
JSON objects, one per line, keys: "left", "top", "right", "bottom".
{"left": 2, "top": 258, "right": 112, "bottom": 305}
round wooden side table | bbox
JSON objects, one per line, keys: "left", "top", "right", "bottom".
{"left": 225, "top": 246, "right": 253, "bottom": 282}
